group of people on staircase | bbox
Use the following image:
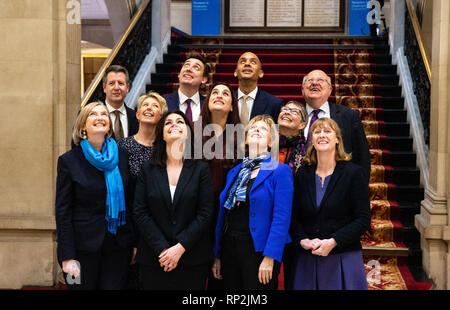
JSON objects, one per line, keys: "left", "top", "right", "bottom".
{"left": 55, "top": 51, "right": 372, "bottom": 290}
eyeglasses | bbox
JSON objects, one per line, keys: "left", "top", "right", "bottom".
{"left": 303, "top": 78, "right": 330, "bottom": 86}
{"left": 280, "top": 106, "right": 302, "bottom": 116}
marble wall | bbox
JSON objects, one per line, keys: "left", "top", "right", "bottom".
{"left": 0, "top": 0, "right": 80, "bottom": 288}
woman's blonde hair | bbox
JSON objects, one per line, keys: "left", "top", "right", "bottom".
{"left": 137, "top": 91, "right": 168, "bottom": 115}
{"left": 72, "top": 101, "right": 113, "bottom": 145}
{"left": 304, "top": 117, "right": 351, "bottom": 165}
{"left": 244, "top": 114, "right": 279, "bottom": 154}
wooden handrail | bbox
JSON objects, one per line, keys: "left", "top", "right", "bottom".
{"left": 81, "top": 0, "right": 151, "bottom": 108}
{"left": 405, "top": 0, "right": 431, "bottom": 81}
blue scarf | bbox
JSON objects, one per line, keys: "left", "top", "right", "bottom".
{"left": 223, "top": 153, "right": 269, "bottom": 210}
{"left": 80, "top": 138, "right": 126, "bottom": 234}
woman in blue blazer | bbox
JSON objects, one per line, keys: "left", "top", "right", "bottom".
{"left": 212, "top": 115, "right": 293, "bottom": 290}
{"left": 55, "top": 101, "right": 136, "bottom": 290}
{"left": 290, "top": 118, "right": 371, "bottom": 290}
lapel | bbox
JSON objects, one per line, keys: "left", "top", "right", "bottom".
{"left": 250, "top": 89, "right": 266, "bottom": 118}
{"left": 172, "top": 161, "right": 195, "bottom": 209}
{"left": 318, "top": 161, "right": 345, "bottom": 212}
{"left": 305, "top": 165, "right": 318, "bottom": 211}
{"left": 250, "top": 156, "right": 276, "bottom": 192}
{"left": 155, "top": 165, "right": 173, "bottom": 210}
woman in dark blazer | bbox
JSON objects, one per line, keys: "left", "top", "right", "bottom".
{"left": 133, "top": 110, "right": 215, "bottom": 290}
{"left": 212, "top": 115, "right": 293, "bottom": 290}
{"left": 197, "top": 82, "right": 241, "bottom": 289}
{"left": 55, "top": 101, "right": 136, "bottom": 290}
{"left": 290, "top": 117, "right": 371, "bottom": 290}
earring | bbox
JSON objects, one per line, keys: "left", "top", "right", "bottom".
{"left": 81, "top": 130, "right": 87, "bottom": 139}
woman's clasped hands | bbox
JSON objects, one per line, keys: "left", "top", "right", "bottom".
{"left": 159, "top": 243, "right": 186, "bottom": 272}
{"left": 300, "top": 238, "right": 337, "bottom": 257}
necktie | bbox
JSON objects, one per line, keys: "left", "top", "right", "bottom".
{"left": 240, "top": 95, "right": 250, "bottom": 126}
{"left": 306, "top": 109, "right": 321, "bottom": 146}
{"left": 113, "top": 110, "right": 124, "bottom": 140}
{"left": 185, "top": 99, "right": 193, "bottom": 124}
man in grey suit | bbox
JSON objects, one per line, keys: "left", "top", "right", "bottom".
{"left": 234, "top": 52, "right": 283, "bottom": 125}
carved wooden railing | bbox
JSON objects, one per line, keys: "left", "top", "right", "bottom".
{"left": 81, "top": 0, "right": 152, "bottom": 107}
{"left": 404, "top": 0, "right": 431, "bottom": 146}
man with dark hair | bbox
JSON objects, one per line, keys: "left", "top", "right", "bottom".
{"left": 234, "top": 52, "right": 283, "bottom": 125}
{"left": 164, "top": 54, "right": 210, "bottom": 124}
{"left": 102, "top": 65, "right": 138, "bottom": 140}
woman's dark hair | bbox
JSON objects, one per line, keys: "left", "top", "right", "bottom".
{"left": 152, "top": 110, "right": 195, "bottom": 167}
{"left": 200, "top": 82, "right": 241, "bottom": 128}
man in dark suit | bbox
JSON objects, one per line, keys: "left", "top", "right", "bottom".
{"left": 234, "top": 52, "right": 283, "bottom": 125}
{"left": 301, "top": 69, "right": 371, "bottom": 182}
{"left": 102, "top": 65, "right": 139, "bottom": 140}
{"left": 164, "top": 54, "right": 209, "bottom": 123}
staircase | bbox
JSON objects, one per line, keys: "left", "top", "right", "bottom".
{"left": 146, "top": 33, "right": 431, "bottom": 290}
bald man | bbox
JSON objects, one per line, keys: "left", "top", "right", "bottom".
{"left": 235, "top": 52, "right": 283, "bottom": 125}
{"left": 302, "top": 69, "right": 371, "bottom": 182}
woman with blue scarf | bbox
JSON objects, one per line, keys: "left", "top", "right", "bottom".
{"left": 212, "top": 115, "right": 294, "bottom": 290}
{"left": 55, "top": 101, "right": 136, "bottom": 290}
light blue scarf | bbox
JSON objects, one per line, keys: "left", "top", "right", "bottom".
{"left": 80, "top": 138, "right": 126, "bottom": 234}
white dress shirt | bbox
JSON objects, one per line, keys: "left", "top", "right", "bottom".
{"left": 178, "top": 89, "right": 201, "bottom": 122}
{"left": 237, "top": 87, "right": 258, "bottom": 123}
{"left": 105, "top": 101, "right": 129, "bottom": 138}
{"left": 304, "top": 101, "right": 331, "bottom": 139}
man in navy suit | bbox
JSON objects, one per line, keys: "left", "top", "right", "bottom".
{"left": 234, "top": 52, "right": 283, "bottom": 125}
{"left": 301, "top": 69, "right": 371, "bottom": 182}
{"left": 102, "top": 65, "right": 138, "bottom": 139}
{"left": 164, "top": 54, "right": 209, "bottom": 123}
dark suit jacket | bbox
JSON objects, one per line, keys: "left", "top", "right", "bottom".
{"left": 133, "top": 160, "right": 215, "bottom": 267}
{"left": 164, "top": 91, "right": 205, "bottom": 112}
{"left": 290, "top": 161, "right": 371, "bottom": 255}
{"left": 250, "top": 89, "right": 283, "bottom": 122}
{"left": 329, "top": 102, "right": 371, "bottom": 182}
{"left": 55, "top": 145, "right": 136, "bottom": 265}
{"left": 124, "top": 104, "right": 139, "bottom": 137}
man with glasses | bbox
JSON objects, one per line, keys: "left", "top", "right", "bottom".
{"left": 301, "top": 69, "right": 371, "bottom": 182}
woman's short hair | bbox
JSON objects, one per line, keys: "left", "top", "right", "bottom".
{"left": 152, "top": 110, "right": 195, "bottom": 167}
{"left": 137, "top": 91, "right": 168, "bottom": 115}
{"left": 283, "top": 100, "right": 307, "bottom": 123}
{"left": 244, "top": 114, "right": 279, "bottom": 154}
{"left": 72, "top": 101, "right": 113, "bottom": 145}
{"left": 304, "top": 118, "right": 351, "bottom": 165}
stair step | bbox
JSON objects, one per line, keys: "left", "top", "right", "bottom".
{"left": 362, "top": 246, "right": 409, "bottom": 257}
{"left": 399, "top": 203, "right": 421, "bottom": 226}
{"left": 395, "top": 185, "right": 425, "bottom": 203}
{"left": 389, "top": 151, "right": 417, "bottom": 167}
{"left": 383, "top": 109, "right": 407, "bottom": 122}
{"left": 392, "top": 168, "right": 420, "bottom": 185}
{"left": 384, "top": 122, "right": 410, "bottom": 136}
{"left": 386, "top": 136, "right": 413, "bottom": 151}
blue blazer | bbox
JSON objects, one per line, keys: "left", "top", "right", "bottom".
{"left": 164, "top": 91, "right": 205, "bottom": 112}
{"left": 214, "top": 156, "right": 293, "bottom": 262}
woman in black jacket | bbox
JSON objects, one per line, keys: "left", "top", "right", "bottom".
{"left": 290, "top": 118, "right": 371, "bottom": 290}
{"left": 133, "top": 110, "right": 215, "bottom": 290}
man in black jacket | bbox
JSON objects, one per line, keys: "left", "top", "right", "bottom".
{"left": 301, "top": 69, "right": 371, "bottom": 182}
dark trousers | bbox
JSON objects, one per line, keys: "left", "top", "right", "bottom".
{"left": 221, "top": 234, "right": 280, "bottom": 290}
{"left": 140, "top": 263, "right": 209, "bottom": 290}
{"left": 282, "top": 242, "right": 295, "bottom": 289}
{"left": 65, "top": 233, "right": 132, "bottom": 290}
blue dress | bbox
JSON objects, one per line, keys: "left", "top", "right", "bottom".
{"left": 290, "top": 174, "right": 368, "bottom": 290}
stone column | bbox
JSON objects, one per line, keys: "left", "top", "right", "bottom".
{"left": 0, "top": 0, "right": 80, "bottom": 288}
{"left": 415, "top": 0, "right": 450, "bottom": 290}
